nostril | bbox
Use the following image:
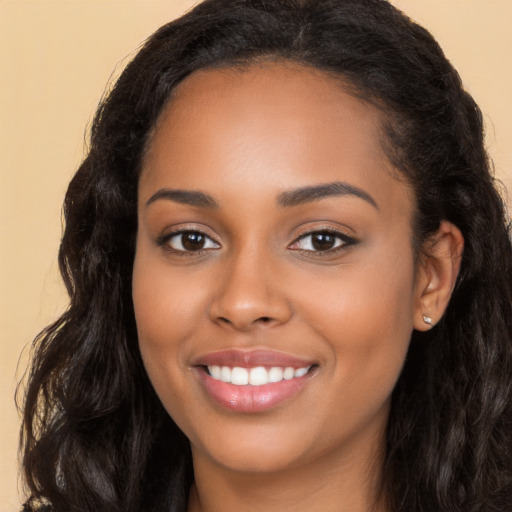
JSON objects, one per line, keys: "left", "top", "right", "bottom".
{"left": 216, "top": 315, "right": 272, "bottom": 327}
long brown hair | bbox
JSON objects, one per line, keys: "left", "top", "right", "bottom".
{"left": 21, "top": 1, "right": 512, "bottom": 510}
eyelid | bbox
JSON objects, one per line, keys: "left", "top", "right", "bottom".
{"left": 154, "top": 224, "right": 356, "bottom": 256}
{"left": 156, "top": 225, "right": 221, "bottom": 253}
{"left": 288, "top": 227, "right": 357, "bottom": 254}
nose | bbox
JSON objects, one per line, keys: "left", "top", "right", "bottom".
{"left": 209, "top": 248, "right": 293, "bottom": 331}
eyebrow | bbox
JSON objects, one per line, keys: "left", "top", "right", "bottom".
{"left": 277, "top": 181, "right": 378, "bottom": 209}
{"left": 145, "top": 181, "right": 378, "bottom": 210}
{"left": 146, "top": 188, "right": 219, "bottom": 209}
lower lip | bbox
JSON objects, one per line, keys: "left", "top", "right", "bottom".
{"left": 196, "top": 368, "right": 313, "bottom": 413}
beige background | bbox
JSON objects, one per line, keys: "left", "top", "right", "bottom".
{"left": 1, "top": 1, "right": 511, "bottom": 509}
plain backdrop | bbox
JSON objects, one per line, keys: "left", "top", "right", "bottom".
{"left": 1, "top": 1, "right": 511, "bottom": 509}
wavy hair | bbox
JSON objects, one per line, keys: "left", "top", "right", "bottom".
{"left": 20, "top": 0, "right": 512, "bottom": 510}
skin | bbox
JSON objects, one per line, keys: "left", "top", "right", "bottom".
{"left": 133, "top": 61, "right": 463, "bottom": 512}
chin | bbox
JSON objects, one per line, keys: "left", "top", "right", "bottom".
{"left": 188, "top": 418, "right": 318, "bottom": 474}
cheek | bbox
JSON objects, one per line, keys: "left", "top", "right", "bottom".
{"left": 298, "top": 246, "right": 416, "bottom": 398}
{"left": 132, "top": 246, "right": 208, "bottom": 400}
{"left": 133, "top": 244, "right": 208, "bottom": 341}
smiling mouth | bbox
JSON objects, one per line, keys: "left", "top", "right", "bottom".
{"left": 197, "top": 363, "right": 317, "bottom": 413}
{"left": 205, "top": 365, "right": 313, "bottom": 386}
{"left": 193, "top": 349, "right": 318, "bottom": 412}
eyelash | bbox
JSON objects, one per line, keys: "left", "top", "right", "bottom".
{"left": 156, "top": 229, "right": 220, "bottom": 255}
{"left": 156, "top": 227, "right": 357, "bottom": 256}
{"left": 288, "top": 228, "right": 357, "bottom": 256}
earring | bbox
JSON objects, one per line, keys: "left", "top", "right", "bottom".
{"left": 422, "top": 314, "right": 433, "bottom": 325}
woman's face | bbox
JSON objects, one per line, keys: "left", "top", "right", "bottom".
{"left": 133, "top": 62, "right": 422, "bottom": 475}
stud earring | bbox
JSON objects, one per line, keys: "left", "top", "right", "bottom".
{"left": 422, "top": 314, "right": 433, "bottom": 325}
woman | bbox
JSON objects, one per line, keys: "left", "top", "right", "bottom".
{"left": 20, "top": 0, "right": 512, "bottom": 511}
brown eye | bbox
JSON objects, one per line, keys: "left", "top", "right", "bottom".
{"left": 166, "top": 231, "right": 220, "bottom": 252}
{"left": 289, "top": 230, "right": 355, "bottom": 253}
{"left": 310, "top": 232, "right": 337, "bottom": 251}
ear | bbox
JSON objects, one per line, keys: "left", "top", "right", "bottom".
{"left": 413, "top": 220, "right": 464, "bottom": 331}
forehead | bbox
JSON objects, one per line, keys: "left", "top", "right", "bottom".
{"left": 165, "top": 60, "right": 379, "bottom": 126}
{"left": 145, "top": 61, "right": 385, "bottom": 169}
{"left": 140, "top": 61, "right": 412, "bottom": 217}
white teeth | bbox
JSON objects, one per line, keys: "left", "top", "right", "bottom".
{"left": 220, "top": 366, "right": 231, "bottom": 383}
{"left": 294, "top": 367, "right": 309, "bottom": 378}
{"left": 249, "top": 366, "right": 268, "bottom": 385}
{"left": 207, "top": 365, "right": 311, "bottom": 385}
{"left": 209, "top": 365, "right": 222, "bottom": 380}
{"left": 268, "top": 367, "right": 283, "bottom": 383}
{"left": 231, "top": 367, "right": 249, "bottom": 385}
{"left": 283, "top": 367, "right": 295, "bottom": 380}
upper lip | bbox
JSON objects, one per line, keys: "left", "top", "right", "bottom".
{"left": 192, "top": 349, "right": 316, "bottom": 368}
